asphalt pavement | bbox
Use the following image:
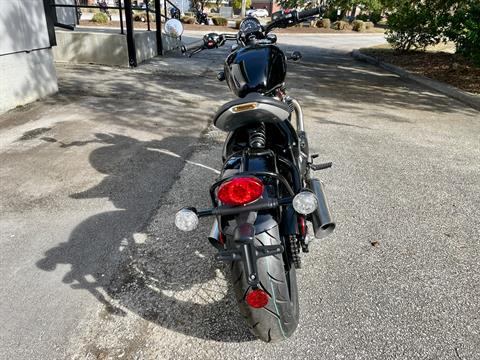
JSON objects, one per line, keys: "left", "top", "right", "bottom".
{"left": 1, "top": 33, "right": 479, "bottom": 359}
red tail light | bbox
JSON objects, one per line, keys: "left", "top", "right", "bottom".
{"left": 298, "top": 215, "right": 306, "bottom": 237}
{"left": 217, "top": 177, "right": 264, "bottom": 206}
{"left": 246, "top": 289, "right": 269, "bottom": 308}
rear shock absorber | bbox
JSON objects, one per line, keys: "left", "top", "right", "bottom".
{"left": 248, "top": 122, "right": 266, "bottom": 149}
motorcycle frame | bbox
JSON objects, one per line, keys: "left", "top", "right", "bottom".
{"left": 196, "top": 117, "right": 309, "bottom": 288}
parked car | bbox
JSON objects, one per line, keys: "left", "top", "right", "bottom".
{"left": 246, "top": 8, "right": 269, "bottom": 18}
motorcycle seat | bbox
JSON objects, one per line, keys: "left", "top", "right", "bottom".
{"left": 213, "top": 93, "right": 290, "bottom": 132}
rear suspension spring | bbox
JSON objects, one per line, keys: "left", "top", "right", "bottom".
{"left": 248, "top": 123, "right": 266, "bottom": 148}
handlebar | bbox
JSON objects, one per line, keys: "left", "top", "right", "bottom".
{"left": 265, "top": 6, "right": 324, "bottom": 33}
{"left": 298, "top": 6, "right": 323, "bottom": 20}
{"left": 182, "top": 7, "right": 324, "bottom": 55}
{"left": 182, "top": 39, "right": 205, "bottom": 53}
{"left": 183, "top": 33, "right": 236, "bottom": 56}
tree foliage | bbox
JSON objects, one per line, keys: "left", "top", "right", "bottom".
{"left": 385, "top": 0, "right": 480, "bottom": 65}
{"left": 327, "top": 0, "right": 383, "bottom": 14}
{"left": 446, "top": 1, "right": 480, "bottom": 65}
{"left": 232, "top": 0, "right": 251, "bottom": 10}
{"left": 298, "top": 0, "right": 480, "bottom": 65}
{"left": 385, "top": 1, "right": 447, "bottom": 51}
{"left": 277, "top": 0, "right": 305, "bottom": 10}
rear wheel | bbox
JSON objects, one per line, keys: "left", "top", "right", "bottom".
{"left": 230, "top": 221, "right": 299, "bottom": 342}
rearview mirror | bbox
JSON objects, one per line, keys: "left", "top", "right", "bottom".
{"left": 164, "top": 19, "right": 184, "bottom": 38}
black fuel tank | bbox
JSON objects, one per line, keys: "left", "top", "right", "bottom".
{"left": 224, "top": 45, "right": 287, "bottom": 98}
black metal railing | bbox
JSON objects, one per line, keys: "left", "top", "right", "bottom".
{"left": 49, "top": 0, "right": 181, "bottom": 66}
{"left": 50, "top": 1, "right": 181, "bottom": 34}
{"left": 50, "top": 2, "right": 124, "bottom": 33}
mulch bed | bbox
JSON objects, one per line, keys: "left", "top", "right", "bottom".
{"left": 361, "top": 48, "right": 480, "bottom": 94}
{"left": 78, "top": 20, "right": 383, "bottom": 34}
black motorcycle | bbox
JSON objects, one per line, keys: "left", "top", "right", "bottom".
{"left": 191, "top": 7, "right": 209, "bottom": 25}
{"left": 174, "top": 7, "right": 335, "bottom": 342}
{"left": 97, "top": 0, "right": 112, "bottom": 21}
{"left": 170, "top": 7, "right": 181, "bottom": 20}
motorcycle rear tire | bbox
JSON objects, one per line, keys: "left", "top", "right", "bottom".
{"left": 230, "top": 222, "right": 299, "bottom": 342}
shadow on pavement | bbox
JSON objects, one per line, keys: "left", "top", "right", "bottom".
{"left": 36, "top": 133, "right": 254, "bottom": 343}
{"left": 281, "top": 47, "right": 478, "bottom": 116}
{"left": 154, "top": 41, "right": 477, "bottom": 116}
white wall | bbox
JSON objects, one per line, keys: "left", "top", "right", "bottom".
{"left": 55, "top": 0, "right": 77, "bottom": 26}
{"left": 0, "top": 49, "right": 58, "bottom": 114}
{"left": 53, "top": 30, "right": 181, "bottom": 67}
{"left": 0, "top": 0, "right": 51, "bottom": 54}
{"left": 0, "top": 0, "right": 58, "bottom": 114}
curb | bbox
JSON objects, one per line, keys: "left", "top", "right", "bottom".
{"left": 351, "top": 50, "right": 480, "bottom": 112}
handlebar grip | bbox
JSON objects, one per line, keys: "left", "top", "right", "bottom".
{"left": 297, "top": 6, "right": 321, "bottom": 20}
{"left": 182, "top": 39, "right": 205, "bottom": 53}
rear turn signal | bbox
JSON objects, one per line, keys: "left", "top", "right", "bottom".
{"left": 293, "top": 191, "right": 318, "bottom": 215}
{"left": 175, "top": 208, "right": 199, "bottom": 232}
{"left": 217, "top": 177, "right": 264, "bottom": 206}
{"left": 246, "top": 289, "right": 269, "bottom": 308}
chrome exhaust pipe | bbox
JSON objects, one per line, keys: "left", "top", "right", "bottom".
{"left": 307, "top": 178, "right": 335, "bottom": 239}
{"left": 208, "top": 218, "right": 220, "bottom": 243}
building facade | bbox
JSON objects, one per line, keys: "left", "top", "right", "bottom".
{"left": 0, "top": 1, "right": 58, "bottom": 114}
{"left": 250, "top": 0, "right": 281, "bottom": 15}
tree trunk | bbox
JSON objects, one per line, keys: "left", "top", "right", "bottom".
{"left": 241, "top": 0, "right": 246, "bottom": 17}
{"left": 350, "top": 4, "right": 357, "bottom": 19}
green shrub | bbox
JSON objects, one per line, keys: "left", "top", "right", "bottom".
{"left": 364, "top": 21, "right": 374, "bottom": 30}
{"left": 332, "top": 20, "right": 349, "bottom": 30}
{"left": 377, "top": 17, "right": 388, "bottom": 26}
{"left": 384, "top": 0, "right": 479, "bottom": 64}
{"left": 91, "top": 12, "right": 109, "bottom": 24}
{"left": 235, "top": 19, "right": 242, "bottom": 29}
{"left": 181, "top": 16, "right": 195, "bottom": 24}
{"left": 447, "top": 3, "right": 480, "bottom": 66}
{"left": 356, "top": 11, "right": 384, "bottom": 24}
{"left": 212, "top": 16, "right": 227, "bottom": 26}
{"left": 316, "top": 18, "right": 331, "bottom": 29}
{"left": 386, "top": 2, "right": 445, "bottom": 51}
{"left": 232, "top": 0, "right": 251, "bottom": 10}
{"left": 370, "top": 11, "right": 382, "bottom": 24}
{"left": 184, "top": 11, "right": 194, "bottom": 17}
{"left": 356, "top": 14, "right": 369, "bottom": 22}
{"left": 327, "top": 8, "right": 339, "bottom": 22}
{"left": 352, "top": 20, "right": 365, "bottom": 32}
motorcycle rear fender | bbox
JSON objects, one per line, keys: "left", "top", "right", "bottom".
{"left": 222, "top": 213, "right": 278, "bottom": 238}
{"left": 280, "top": 204, "right": 299, "bottom": 236}
{"left": 217, "top": 213, "right": 284, "bottom": 288}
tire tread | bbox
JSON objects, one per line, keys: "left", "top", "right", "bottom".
{"left": 229, "top": 223, "right": 299, "bottom": 342}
